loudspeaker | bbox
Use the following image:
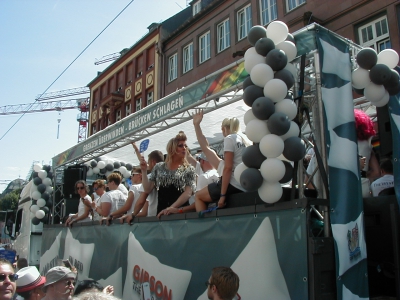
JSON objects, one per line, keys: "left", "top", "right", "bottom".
{"left": 376, "top": 106, "right": 392, "bottom": 157}
{"left": 63, "top": 167, "right": 86, "bottom": 197}
{"left": 364, "top": 196, "right": 400, "bottom": 298}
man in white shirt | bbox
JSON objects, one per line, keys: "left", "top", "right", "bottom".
{"left": 371, "top": 159, "right": 394, "bottom": 196}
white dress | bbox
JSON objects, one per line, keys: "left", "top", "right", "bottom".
{"left": 224, "top": 134, "right": 247, "bottom": 191}
{"left": 77, "top": 195, "right": 92, "bottom": 223}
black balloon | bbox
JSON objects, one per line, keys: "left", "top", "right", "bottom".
{"left": 41, "top": 192, "right": 50, "bottom": 201}
{"left": 90, "top": 160, "right": 97, "bottom": 167}
{"left": 240, "top": 168, "right": 263, "bottom": 191}
{"left": 266, "top": 49, "right": 287, "bottom": 71}
{"left": 125, "top": 163, "right": 133, "bottom": 171}
{"left": 106, "top": 163, "right": 114, "bottom": 171}
{"left": 243, "top": 85, "right": 264, "bottom": 107}
{"left": 268, "top": 112, "right": 290, "bottom": 136}
{"left": 42, "top": 165, "right": 51, "bottom": 172}
{"left": 31, "top": 200, "right": 37, "bottom": 205}
{"left": 252, "top": 97, "right": 275, "bottom": 120}
{"left": 37, "top": 184, "right": 46, "bottom": 194}
{"left": 32, "top": 172, "right": 38, "bottom": 179}
{"left": 33, "top": 177, "right": 42, "bottom": 186}
{"left": 279, "top": 161, "right": 293, "bottom": 184}
{"left": 95, "top": 157, "right": 102, "bottom": 162}
{"left": 352, "top": 87, "right": 364, "bottom": 95}
{"left": 247, "top": 25, "right": 267, "bottom": 46}
{"left": 286, "top": 33, "right": 295, "bottom": 44}
{"left": 369, "top": 64, "right": 392, "bottom": 85}
{"left": 384, "top": 69, "right": 400, "bottom": 95}
{"left": 113, "top": 161, "right": 121, "bottom": 169}
{"left": 386, "top": 84, "right": 400, "bottom": 96}
{"left": 32, "top": 217, "right": 41, "bottom": 225}
{"left": 283, "top": 137, "right": 306, "bottom": 161}
{"left": 255, "top": 37, "right": 275, "bottom": 56}
{"left": 42, "top": 206, "right": 50, "bottom": 214}
{"left": 46, "top": 199, "right": 53, "bottom": 208}
{"left": 274, "top": 69, "right": 295, "bottom": 90}
{"left": 356, "top": 48, "right": 377, "bottom": 70}
{"left": 47, "top": 172, "right": 53, "bottom": 179}
{"left": 243, "top": 76, "right": 254, "bottom": 90}
{"left": 120, "top": 162, "right": 126, "bottom": 167}
{"left": 100, "top": 168, "right": 107, "bottom": 174}
{"left": 242, "top": 145, "right": 266, "bottom": 169}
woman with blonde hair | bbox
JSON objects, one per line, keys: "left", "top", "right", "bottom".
{"left": 91, "top": 179, "right": 106, "bottom": 221}
{"left": 140, "top": 132, "right": 196, "bottom": 215}
{"left": 193, "top": 109, "right": 251, "bottom": 211}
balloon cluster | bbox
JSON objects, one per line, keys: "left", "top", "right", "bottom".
{"left": 85, "top": 158, "right": 134, "bottom": 179}
{"left": 235, "top": 22, "right": 306, "bottom": 204}
{"left": 352, "top": 48, "right": 400, "bottom": 107}
{"left": 30, "top": 164, "right": 53, "bottom": 225}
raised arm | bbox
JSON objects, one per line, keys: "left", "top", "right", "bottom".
{"left": 131, "top": 142, "right": 142, "bottom": 162}
{"left": 140, "top": 156, "right": 154, "bottom": 193}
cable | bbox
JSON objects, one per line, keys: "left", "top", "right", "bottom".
{"left": 0, "top": 0, "right": 135, "bottom": 141}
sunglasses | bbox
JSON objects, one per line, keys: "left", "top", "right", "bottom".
{"left": 177, "top": 144, "right": 188, "bottom": 148}
{"left": 0, "top": 274, "right": 18, "bottom": 282}
{"left": 66, "top": 280, "right": 75, "bottom": 286}
{"left": 76, "top": 186, "right": 85, "bottom": 190}
{"left": 131, "top": 173, "right": 140, "bottom": 176}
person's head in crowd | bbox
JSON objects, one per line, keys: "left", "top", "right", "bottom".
{"left": 380, "top": 159, "right": 393, "bottom": 175}
{"left": 16, "top": 266, "right": 46, "bottom": 300}
{"left": 92, "top": 182, "right": 98, "bottom": 193}
{"left": 93, "top": 180, "right": 106, "bottom": 196}
{"left": 221, "top": 117, "right": 240, "bottom": 137}
{"left": 354, "top": 109, "right": 375, "bottom": 141}
{"left": 75, "top": 180, "right": 89, "bottom": 195}
{"left": 0, "top": 259, "right": 17, "bottom": 300}
{"left": 206, "top": 267, "right": 239, "bottom": 300}
{"left": 147, "top": 150, "right": 164, "bottom": 171}
{"left": 16, "top": 258, "right": 28, "bottom": 271}
{"left": 165, "top": 131, "right": 189, "bottom": 165}
{"left": 197, "top": 152, "right": 214, "bottom": 172}
{"left": 106, "top": 173, "right": 121, "bottom": 190}
{"left": 42, "top": 266, "right": 76, "bottom": 300}
{"left": 73, "top": 291, "right": 119, "bottom": 300}
{"left": 130, "top": 167, "right": 142, "bottom": 184}
{"left": 74, "top": 280, "right": 103, "bottom": 296}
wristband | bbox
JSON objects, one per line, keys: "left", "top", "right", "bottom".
{"left": 220, "top": 194, "right": 226, "bottom": 197}
{"left": 178, "top": 208, "right": 184, "bottom": 214}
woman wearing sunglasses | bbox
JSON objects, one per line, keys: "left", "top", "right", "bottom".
{"left": 140, "top": 131, "right": 196, "bottom": 215}
{"left": 65, "top": 180, "right": 92, "bottom": 227}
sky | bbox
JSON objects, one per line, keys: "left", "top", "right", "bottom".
{"left": 0, "top": 0, "right": 188, "bottom": 192}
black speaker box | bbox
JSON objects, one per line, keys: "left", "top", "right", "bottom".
{"left": 376, "top": 106, "right": 392, "bottom": 157}
{"left": 64, "top": 197, "right": 80, "bottom": 218}
{"left": 63, "top": 166, "right": 86, "bottom": 197}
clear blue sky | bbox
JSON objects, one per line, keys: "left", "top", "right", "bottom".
{"left": 0, "top": 0, "right": 186, "bottom": 192}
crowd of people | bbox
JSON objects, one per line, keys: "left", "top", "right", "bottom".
{"left": 0, "top": 257, "right": 239, "bottom": 300}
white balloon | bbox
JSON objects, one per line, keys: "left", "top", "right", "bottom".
{"left": 244, "top": 48, "right": 266, "bottom": 73}
{"left": 46, "top": 185, "right": 53, "bottom": 193}
{"left": 31, "top": 191, "right": 41, "bottom": 200}
{"left": 42, "top": 177, "right": 52, "bottom": 186}
{"left": 364, "top": 82, "right": 386, "bottom": 102}
{"left": 260, "top": 158, "right": 285, "bottom": 182}
{"left": 119, "top": 166, "right": 127, "bottom": 174}
{"left": 30, "top": 204, "right": 40, "bottom": 213}
{"left": 351, "top": 68, "right": 370, "bottom": 89}
{"left": 258, "top": 181, "right": 283, "bottom": 203}
{"left": 33, "top": 164, "right": 43, "bottom": 172}
{"left": 245, "top": 119, "right": 270, "bottom": 143}
{"left": 259, "top": 134, "right": 284, "bottom": 158}
{"left": 276, "top": 41, "right": 297, "bottom": 62}
{"left": 234, "top": 162, "right": 248, "bottom": 184}
{"left": 37, "top": 198, "right": 46, "bottom": 208}
{"left": 92, "top": 167, "right": 100, "bottom": 174}
{"left": 123, "top": 171, "right": 131, "bottom": 179}
{"left": 97, "top": 161, "right": 106, "bottom": 169}
{"left": 371, "top": 91, "right": 390, "bottom": 107}
{"left": 274, "top": 99, "right": 297, "bottom": 120}
{"left": 244, "top": 109, "right": 257, "bottom": 125}
{"left": 244, "top": 47, "right": 256, "bottom": 60}
{"left": 35, "top": 210, "right": 45, "bottom": 219}
{"left": 87, "top": 168, "right": 94, "bottom": 177}
{"left": 250, "top": 63, "right": 274, "bottom": 88}
{"left": 267, "top": 21, "right": 289, "bottom": 45}
{"left": 284, "top": 63, "right": 298, "bottom": 80}
{"left": 377, "top": 49, "right": 399, "bottom": 69}
{"left": 280, "top": 121, "right": 300, "bottom": 141}
{"left": 264, "top": 79, "right": 288, "bottom": 103}
{"left": 38, "top": 170, "right": 47, "bottom": 179}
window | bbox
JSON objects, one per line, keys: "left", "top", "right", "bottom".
{"left": 147, "top": 91, "right": 154, "bottom": 105}
{"left": 183, "top": 43, "right": 193, "bottom": 73}
{"left": 286, "top": 0, "right": 305, "bottom": 12}
{"left": 168, "top": 53, "right": 178, "bottom": 82}
{"left": 260, "top": 0, "right": 277, "bottom": 25}
{"left": 92, "top": 125, "right": 97, "bottom": 134}
{"left": 136, "top": 98, "right": 142, "bottom": 112}
{"left": 199, "top": 31, "right": 211, "bottom": 63}
{"left": 358, "top": 16, "right": 391, "bottom": 52}
{"left": 193, "top": 0, "right": 201, "bottom": 16}
{"left": 217, "top": 19, "right": 230, "bottom": 53}
{"left": 126, "top": 103, "right": 131, "bottom": 116}
{"left": 116, "top": 110, "right": 121, "bottom": 122}
{"left": 237, "top": 5, "right": 252, "bottom": 41}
